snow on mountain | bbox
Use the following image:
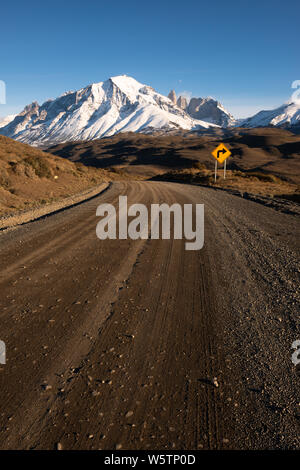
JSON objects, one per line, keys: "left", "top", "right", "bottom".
{"left": 0, "top": 76, "right": 217, "bottom": 147}
{"left": 241, "top": 101, "right": 300, "bottom": 128}
{"left": 175, "top": 93, "right": 236, "bottom": 127}
{"left": 0, "top": 114, "right": 17, "bottom": 128}
{"left": 187, "top": 97, "right": 236, "bottom": 127}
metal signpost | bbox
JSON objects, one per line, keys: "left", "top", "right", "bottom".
{"left": 211, "top": 143, "right": 231, "bottom": 181}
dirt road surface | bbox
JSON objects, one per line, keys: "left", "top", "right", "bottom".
{"left": 0, "top": 181, "right": 299, "bottom": 450}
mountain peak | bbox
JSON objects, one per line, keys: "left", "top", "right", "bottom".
{"left": 0, "top": 76, "right": 217, "bottom": 147}
{"left": 0, "top": 114, "right": 16, "bottom": 128}
{"left": 168, "top": 90, "right": 177, "bottom": 105}
{"left": 177, "top": 96, "right": 187, "bottom": 110}
{"left": 242, "top": 101, "right": 300, "bottom": 127}
{"left": 177, "top": 95, "right": 236, "bottom": 127}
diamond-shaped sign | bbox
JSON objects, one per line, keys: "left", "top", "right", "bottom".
{"left": 212, "top": 143, "right": 231, "bottom": 164}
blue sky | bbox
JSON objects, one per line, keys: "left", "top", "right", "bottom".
{"left": 0, "top": 0, "right": 299, "bottom": 118}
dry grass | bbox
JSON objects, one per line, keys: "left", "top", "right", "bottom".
{"left": 49, "top": 128, "right": 300, "bottom": 184}
{"left": 153, "top": 166, "right": 300, "bottom": 201}
{"left": 1, "top": 130, "right": 299, "bottom": 215}
{"left": 0, "top": 136, "right": 121, "bottom": 216}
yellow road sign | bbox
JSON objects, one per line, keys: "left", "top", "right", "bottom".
{"left": 211, "top": 143, "right": 231, "bottom": 164}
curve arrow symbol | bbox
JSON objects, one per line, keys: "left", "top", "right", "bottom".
{"left": 217, "top": 148, "right": 227, "bottom": 159}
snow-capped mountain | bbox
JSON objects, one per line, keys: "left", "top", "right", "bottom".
{"left": 186, "top": 96, "right": 236, "bottom": 127}
{"left": 0, "top": 76, "right": 217, "bottom": 147}
{"left": 169, "top": 90, "right": 236, "bottom": 127}
{"left": 0, "top": 114, "right": 16, "bottom": 128}
{"left": 241, "top": 101, "right": 300, "bottom": 128}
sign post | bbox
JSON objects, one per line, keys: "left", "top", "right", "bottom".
{"left": 211, "top": 143, "right": 231, "bottom": 182}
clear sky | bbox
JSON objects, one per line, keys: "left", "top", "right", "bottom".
{"left": 0, "top": 0, "right": 299, "bottom": 118}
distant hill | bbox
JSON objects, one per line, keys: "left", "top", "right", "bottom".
{"left": 49, "top": 127, "right": 300, "bottom": 184}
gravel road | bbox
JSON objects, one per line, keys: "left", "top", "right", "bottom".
{"left": 0, "top": 181, "right": 299, "bottom": 450}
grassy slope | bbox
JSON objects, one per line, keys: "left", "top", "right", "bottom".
{"left": 152, "top": 166, "right": 300, "bottom": 201}
{"left": 0, "top": 136, "right": 116, "bottom": 216}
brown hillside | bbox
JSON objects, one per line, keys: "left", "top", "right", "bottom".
{"left": 0, "top": 136, "right": 113, "bottom": 216}
{"left": 49, "top": 128, "right": 300, "bottom": 184}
